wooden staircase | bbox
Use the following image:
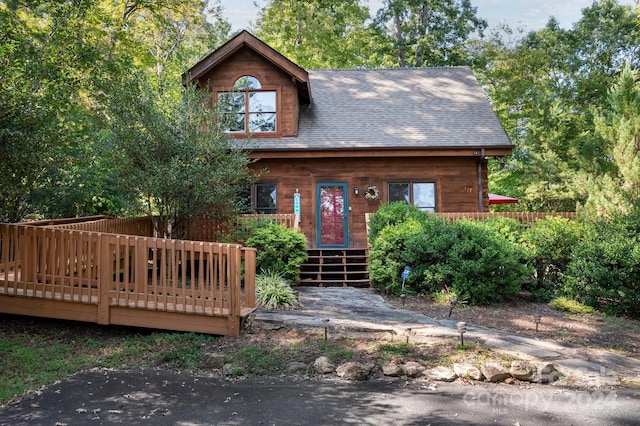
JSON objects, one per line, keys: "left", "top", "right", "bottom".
{"left": 298, "top": 249, "right": 370, "bottom": 287}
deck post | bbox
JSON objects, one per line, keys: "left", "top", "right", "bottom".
{"left": 227, "top": 245, "right": 241, "bottom": 336}
{"left": 242, "top": 247, "right": 256, "bottom": 309}
{"left": 98, "top": 233, "right": 111, "bottom": 325}
{"left": 134, "top": 236, "right": 147, "bottom": 295}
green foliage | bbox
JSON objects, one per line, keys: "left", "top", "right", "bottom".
{"left": 561, "top": 218, "right": 640, "bottom": 318}
{"left": 367, "top": 202, "right": 423, "bottom": 243}
{"left": 431, "top": 288, "right": 463, "bottom": 306}
{"left": 101, "top": 75, "right": 256, "bottom": 238}
{"left": 255, "top": 270, "right": 300, "bottom": 310}
{"left": 475, "top": 1, "right": 640, "bottom": 212}
{"left": 373, "top": 0, "right": 487, "bottom": 67}
{"left": 0, "top": 325, "right": 216, "bottom": 404}
{"left": 520, "top": 216, "right": 585, "bottom": 299}
{"left": 0, "top": 1, "right": 230, "bottom": 222}
{"left": 246, "top": 224, "right": 308, "bottom": 283}
{"left": 583, "top": 64, "right": 640, "bottom": 219}
{"left": 255, "top": 0, "right": 374, "bottom": 68}
{"left": 549, "top": 297, "right": 595, "bottom": 314}
{"left": 377, "top": 342, "right": 413, "bottom": 356}
{"left": 422, "top": 220, "right": 530, "bottom": 305}
{"left": 369, "top": 211, "right": 530, "bottom": 305}
{"left": 232, "top": 346, "right": 286, "bottom": 375}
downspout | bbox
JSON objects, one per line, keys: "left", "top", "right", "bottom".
{"left": 477, "top": 149, "right": 485, "bottom": 213}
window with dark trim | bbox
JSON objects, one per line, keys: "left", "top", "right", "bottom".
{"left": 218, "top": 76, "right": 276, "bottom": 133}
{"left": 254, "top": 183, "right": 277, "bottom": 214}
{"left": 388, "top": 182, "right": 436, "bottom": 212}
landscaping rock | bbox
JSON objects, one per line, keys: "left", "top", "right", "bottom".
{"left": 423, "top": 366, "right": 457, "bottom": 382}
{"left": 287, "top": 362, "right": 307, "bottom": 374}
{"left": 381, "top": 362, "right": 402, "bottom": 377}
{"left": 453, "top": 363, "right": 483, "bottom": 381}
{"left": 314, "top": 356, "right": 335, "bottom": 374}
{"left": 481, "top": 362, "right": 511, "bottom": 383}
{"left": 403, "top": 361, "right": 425, "bottom": 378}
{"left": 537, "top": 363, "right": 561, "bottom": 383}
{"left": 336, "top": 362, "right": 371, "bottom": 381}
{"left": 202, "top": 353, "right": 225, "bottom": 369}
{"left": 510, "top": 361, "right": 537, "bottom": 382}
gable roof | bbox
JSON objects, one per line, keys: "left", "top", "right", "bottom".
{"left": 183, "top": 30, "right": 311, "bottom": 103}
{"left": 252, "top": 67, "right": 512, "bottom": 155}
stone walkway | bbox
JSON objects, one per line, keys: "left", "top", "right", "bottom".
{"left": 254, "top": 287, "right": 640, "bottom": 387}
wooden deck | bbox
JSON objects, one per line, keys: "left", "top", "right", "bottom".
{"left": 0, "top": 221, "right": 257, "bottom": 336}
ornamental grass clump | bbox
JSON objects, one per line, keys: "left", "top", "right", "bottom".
{"left": 255, "top": 270, "right": 300, "bottom": 310}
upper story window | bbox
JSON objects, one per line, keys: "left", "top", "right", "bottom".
{"left": 218, "top": 75, "right": 276, "bottom": 133}
{"left": 388, "top": 181, "right": 436, "bottom": 212}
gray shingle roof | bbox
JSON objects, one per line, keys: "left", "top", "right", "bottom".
{"left": 250, "top": 67, "right": 512, "bottom": 152}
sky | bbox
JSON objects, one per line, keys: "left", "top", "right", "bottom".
{"left": 218, "top": 0, "right": 637, "bottom": 33}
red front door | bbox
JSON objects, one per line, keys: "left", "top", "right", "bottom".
{"left": 317, "top": 183, "right": 348, "bottom": 247}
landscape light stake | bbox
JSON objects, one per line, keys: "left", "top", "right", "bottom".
{"left": 405, "top": 327, "right": 412, "bottom": 344}
{"left": 448, "top": 298, "right": 457, "bottom": 317}
{"left": 534, "top": 313, "right": 542, "bottom": 333}
{"left": 457, "top": 322, "right": 466, "bottom": 346}
{"left": 323, "top": 318, "right": 330, "bottom": 341}
{"left": 246, "top": 312, "right": 256, "bottom": 334}
{"left": 400, "top": 294, "right": 406, "bottom": 307}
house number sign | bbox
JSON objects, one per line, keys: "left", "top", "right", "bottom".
{"left": 294, "top": 189, "right": 301, "bottom": 218}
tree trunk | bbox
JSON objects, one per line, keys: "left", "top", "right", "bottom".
{"left": 394, "top": 9, "right": 406, "bottom": 67}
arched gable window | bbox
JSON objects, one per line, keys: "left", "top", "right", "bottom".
{"left": 218, "top": 75, "right": 276, "bottom": 133}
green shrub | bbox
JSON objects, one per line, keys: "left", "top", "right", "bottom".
{"left": 521, "top": 216, "right": 585, "bottom": 299}
{"left": 246, "top": 223, "right": 308, "bottom": 283}
{"left": 367, "top": 202, "right": 424, "bottom": 243}
{"left": 549, "top": 297, "right": 595, "bottom": 314}
{"left": 255, "top": 270, "right": 300, "bottom": 310}
{"left": 369, "top": 213, "right": 530, "bottom": 305}
{"left": 422, "top": 220, "right": 530, "bottom": 305}
{"left": 431, "top": 288, "right": 462, "bottom": 306}
{"left": 561, "top": 220, "right": 640, "bottom": 318}
{"left": 216, "top": 217, "right": 269, "bottom": 244}
{"left": 477, "top": 217, "right": 526, "bottom": 244}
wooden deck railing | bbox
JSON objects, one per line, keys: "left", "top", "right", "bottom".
{"left": 187, "top": 213, "right": 300, "bottom": 242}
{"left": 48, "top": 216, "right": 155, "bottom": 237}
{"left": 23, "top": 213, "right": 299, "bottom": 242}
{"left": 434, "top": 211, "right": 578, "bottom": 224}
{"left": 0, "top": 223, "right": 255, "bottom": 336}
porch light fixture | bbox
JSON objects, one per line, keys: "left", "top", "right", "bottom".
{"left": 323, "top": 318, "right": 330, "bottom": 341}
{"left": 457, "top": 321, "right": 467, "bottom": 345}
{"left": 354, "top": 186, "right": 359, "bottom": 196}
{"left": 533, "top": 313, "right": 542, "bottom": 333}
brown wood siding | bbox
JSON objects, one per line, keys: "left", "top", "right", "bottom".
{"left": 250, "top": 156, "right": 489, "bottom": 248}
{"left": 199, "top": 47, "right": 300, "bottom": 137}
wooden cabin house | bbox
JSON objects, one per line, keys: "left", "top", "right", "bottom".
{"left": 184, "top": 31, "right": 513, "bottom": 286}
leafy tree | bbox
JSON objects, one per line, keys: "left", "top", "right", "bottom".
{"left": 0, "top": 0, "right": 230, "bottom": 221}
{"left": 99, "top": 73, "right": 256, "bottom": 238}
{"left": 474, "top": 1, "right": 640, "bottom": 212}
{"left": 255, "top": 0, "right": 374, "bottom": 68}
{"left": 0, "top": 1, "right": 98, "bottom": 221}
{"left": 373, "top": 0, "right": 487, "bottom": 67}
{"left": 581, "top": 64, "right": 640, "bottom": 218}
